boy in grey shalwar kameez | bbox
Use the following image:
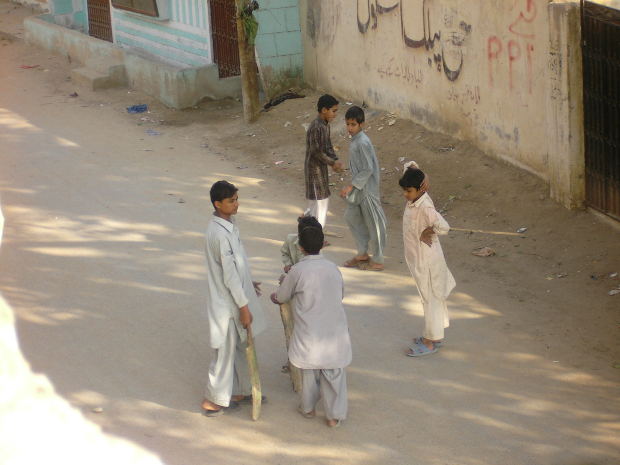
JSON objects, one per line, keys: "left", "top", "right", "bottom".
{"left": 340, "top": 106, "right": 387, "bottom": 271}
{"left": 280, "top": 216, "right": 322, "bottom": 273}
{"left": 271, "top": 225, "right": 352, "bottom": 428}
{"left": 202, "top": 181, "right": 266, "bottom": 416}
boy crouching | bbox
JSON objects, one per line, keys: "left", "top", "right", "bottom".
{"left": 271, "top": 224, "right": 352, "bottom": 427}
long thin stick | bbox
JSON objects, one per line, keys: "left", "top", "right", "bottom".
{"left": 451, "top": 227, "right": 524, "bottom": 237}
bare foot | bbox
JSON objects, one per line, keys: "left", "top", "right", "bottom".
{"left": 359, "top": 261, "right": 384, "bottom": 271}
{"left": 201, "top": 398, "right": 223, "bottom": 412}
{"left": 297, "top": 406, "right": 315, "bottom": 418}
{"left": 326, "top": 419, "right": 341, "bottom": 427}
{"left": 421, "top": 337, "right": 436, "bottom": 350}
{"left": 343, "top": 255, "right": 369, "bottom": 267}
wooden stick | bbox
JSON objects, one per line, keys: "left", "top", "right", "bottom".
{"left": 279, "top": 302, "right": 302, "bottom": 392}
{"left": 451, "top": 227, "right": 524, "bottom": 237}
{"left": 245, "top": 325, "right": 262, "bottom": 420}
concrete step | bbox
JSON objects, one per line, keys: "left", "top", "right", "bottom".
{"left": 85, "top": 57, "right": 128, "bottom": 85}
{"left": 70, "top": 66, "right": 125, "bottom": 90}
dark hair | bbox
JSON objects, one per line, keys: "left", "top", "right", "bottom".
{"left": 345, "top": 105, "right": 365, "bottom": 123}
{"left": 298, "top": 225, "right": 324, "bottom": 255}
{"left": 297, "top": 215, "right": 322, "bottom": 235}
{"left": 399, "top": 168, "right": 425, "bottom": 190}
{"left": 317, "top": 94, "right": 339, "bottom": 113}
{"left": 210, "top": 180, "right": 238, "bottom": 207}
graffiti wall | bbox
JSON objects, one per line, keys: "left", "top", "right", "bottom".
{"left": 301, "top": 0, "right": 559, "bottom": 178}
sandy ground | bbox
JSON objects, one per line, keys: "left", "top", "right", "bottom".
{"left": 1, "top": 2, "right": 619, "bottom": 464}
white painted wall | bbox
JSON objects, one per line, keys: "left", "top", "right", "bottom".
{"left": 301, "top": 0, "right": 585, "bottom": 208}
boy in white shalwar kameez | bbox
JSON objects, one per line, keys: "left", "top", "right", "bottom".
{"left": 399, "top": 165, "right": 456, "bottom": 357}
{"left": 201, "top": 181, "right": 267, "bottom": 416}
{"left": 271, "top": 225, "right": 352, "bottom": 427}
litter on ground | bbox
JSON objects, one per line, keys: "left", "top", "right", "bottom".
{"left": 472, "top": 247, "right": 496, "bottom": 257}
{"left": 127, "top": 104, "right": 148, "bottom": 113}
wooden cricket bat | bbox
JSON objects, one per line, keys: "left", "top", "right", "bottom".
{"left": 279, "top": 302, "right": 302, "bottom": 392}
{"left": 245, "top": 325, "right": 262, "bottom": 421}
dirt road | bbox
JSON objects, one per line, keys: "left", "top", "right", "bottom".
{"left": 1, "top": 3, "right": 619, "bottom": 464}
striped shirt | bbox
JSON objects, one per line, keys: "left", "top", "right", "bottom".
{"left": 305, "top": 117, "right": 337, "bottom": 200}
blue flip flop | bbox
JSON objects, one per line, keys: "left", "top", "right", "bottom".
{"left": 406, "top": 341, "right": 438, "bottom": 357}
{"left": 411, "top": 337, "right": 443, "bottom": 349}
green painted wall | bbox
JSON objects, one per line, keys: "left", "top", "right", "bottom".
{"left": 255, "top": 0, "right": 303, "bottom": 77}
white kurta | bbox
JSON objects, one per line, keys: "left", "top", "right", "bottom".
{"left": 204, "top": 215, "right": 266, "bottom": 348}
{"left": 276, "top": 255, "right": 352, "bottom": 369}
{"left": 403, "top": 193, "right": 456, "bottom": 302}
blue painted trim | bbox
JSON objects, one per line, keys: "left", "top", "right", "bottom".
{"left": 115, "top": 24, "right": 209, "bottom": 56}
{"left": 117, "top": 35, "right": 205, "bottom": 67}
{"left": 116, "top": 13, "right": 208, "bottom": 43}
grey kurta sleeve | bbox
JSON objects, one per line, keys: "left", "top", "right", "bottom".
{"left": 280, "top": 240, "right": 293, "bottom": 267}
{"left": 219, "top": 237, "right": 249, "bottom": 308}
{"left": 276, "top": 269, "right": 297, "bottom": 304}
{"left": 351, "top": 141, "right": 375, "bottom": 191}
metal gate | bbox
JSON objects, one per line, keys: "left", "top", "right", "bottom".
{"left": 209, "top": 0, "right": 241, "bottom": 78}
{"left": 582, "top": 1, "right": 620, "bottom": 220}
{"left": 87, "top": 0, "right": 113, "bottom": 42}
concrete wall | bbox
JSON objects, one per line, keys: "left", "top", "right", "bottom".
{"left": 47, "top": 0, "right": 86, "bottom": 31}
{"left": 300, "top": 0, "right": 585, "bottom": 208}
{"left": 255, "top": 0, "right": 304, "bottom": 78}
{"left": 112, "top": 0, "right": 212, "bottom": 68}
{"left": 10, "top": 0, "right": 49, "bottom": 12}
{"left": 595, "top": 0, "right": 620, "bottom": 8}
{"left": 25, "top": 15, "right": 241, "bottom": 108}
